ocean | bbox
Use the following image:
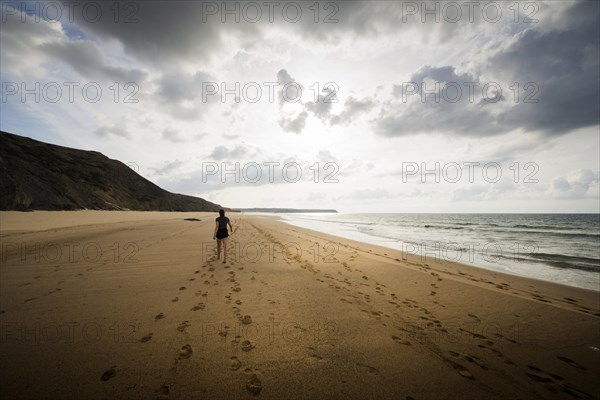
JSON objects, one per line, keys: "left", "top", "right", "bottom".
{"left": 279, "top": 213, "right": 600, "bottom": 291}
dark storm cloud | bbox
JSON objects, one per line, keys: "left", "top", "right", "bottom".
{"left": 68, "top": 1, "right": 486, "bottom": 68}
{"left": 156, "top": 71, "right": 213, "bottom": 103}
{"left": 70, "top": 1, "right": 263, "bottom": 67}
{"left": 0, "top": 6, "right": 145, "bottom": 82}
{"left": 375, "top": 1, "right": 599, "bottom": 138}
{"left": 152, "top": 70, "right": 220, "bottom": 121}
{"left": 375, "top": 65, "right": 505, "bottom": 137}
{"left": 490, "top": 1, "right": 600, "bottom": 135}
{"left": 277, "top": 1, "right": 476, "bottom": 45}
{"left": 40, "top": 40, "right": 147, "bottom": 83}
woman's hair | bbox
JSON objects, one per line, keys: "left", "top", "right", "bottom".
{"left": 219, "top": 209, "right": 225, "bottom": 217}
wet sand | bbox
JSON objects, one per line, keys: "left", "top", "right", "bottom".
{"left": 1, "top": 211, "right": 599, "bottom": 399}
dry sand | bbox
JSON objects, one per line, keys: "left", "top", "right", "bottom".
{"left": 0, "top": 211, "right": 599, "bottom": 399}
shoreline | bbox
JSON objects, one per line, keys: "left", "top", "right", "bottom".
{"left": 276, "top": 212, "right": 600, "bottom": 292}
{"left": 1, "top": 211, "right": 599, "bottom": 399}
{"left": 274, "top": 215, "right": 600, "bottom": 312}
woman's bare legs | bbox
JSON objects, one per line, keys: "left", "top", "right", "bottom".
{"left": 222, "top": 237, "right": 228, "bottom": 263}
{"left": 215, "top": 237, "right": 229, "bottom": 263}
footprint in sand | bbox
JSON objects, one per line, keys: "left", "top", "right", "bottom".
{"left": 468, "top": 313, "right": 480, "bottom": 321}
{"left": 177, "top": 320, "right": 191, "bottom": 333}
{"left": 557, "top": 356, "right": 586, "bottom": 370}
{"left": 140, "top": 333, "right": 153, "bottom": 343}
{"left": 155, "top": 313, "right": 165, "bottom": 321}
{"left": 240, "top": 315, "right": 252, "bottom": 325}
{"left": 452, "top": 352, "right": 489, "bottom": 371}
{"left": 391, "top": 335, "right": 412, "bottom": 346}
{"left": 447, "top": 359, "right": 473, "bottom": 379}
{"left": 179, "top": 286, "right": 186, "bottom": 291}
{"left": 172, "top": 297, "right": 179, "bottom": 303}
{"left": 178, "top": 344, "right": 193, "bottom": 360}
{"left": 246, "top": 374, "right": 262, "bottom": 395}
{"left": 356, "top": 363, "right": 380, "bottom": 375}
{"left": 241, "top": 340, "right": 255, "bottom": 352}
{"left": 459, "top": 328, "right": 486, "bottom": 339}
{"left": 157, "top": 384, "right": 171, "bottom": 396}
{"left": 526, "top": 371, "right": 554, "bottom": 384}
{"left": 230, "top": 356, "right": 242, "bottom": 371}
{"left": 191, "top": 303, "right": 205, "bottom": 311}
{"left": 100, "top": 366, "right": 117, "bottom": 381}
{"left": 478, "top": 342, "right": 503, "bottom": 356}
{"left": 532, "top": 294, "right": 552, "bottom": 303}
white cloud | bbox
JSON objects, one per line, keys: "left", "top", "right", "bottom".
{"left": 550, "top": 170, "right": 600, "bottom": 199}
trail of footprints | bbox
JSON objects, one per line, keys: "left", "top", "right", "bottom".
{"left": 97, "top": 237, "right": 265, "bottom": 397}
{"left": 299, "top": 237, "right": 577, "bottom": 393}
{"left": 273, "top": 228, "right": 595, "bottom": 398}
{"left": 97, "top": 221, "right": 596, "bottom": 399}
{"left": 280, "top": 226, "right": 595, "bottom": 398}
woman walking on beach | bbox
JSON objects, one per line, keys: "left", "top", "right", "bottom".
{"left": 213, "top": 209, "right": 233, "bottom": 263}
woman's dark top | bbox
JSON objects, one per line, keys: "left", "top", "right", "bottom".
{"left": 216, "top": 216, "right": 229, "bottom": 239}
{"left": 216, "top": 216, "right": 230, "bottom": 230}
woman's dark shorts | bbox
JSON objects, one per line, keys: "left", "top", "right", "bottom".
{"left": 216, "top": 229, "right": 229, "bottom": 239}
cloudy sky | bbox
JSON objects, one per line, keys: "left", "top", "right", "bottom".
{"left": 1, "top": 0, "right": 599, "bottom": 212}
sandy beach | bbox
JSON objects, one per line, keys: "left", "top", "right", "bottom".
{"left": 1, "top": 211, "right": 599, "bottom": 399}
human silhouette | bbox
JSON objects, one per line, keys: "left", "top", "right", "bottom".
{"left": 213, "top": 209, "right": 233, "bottom": 263}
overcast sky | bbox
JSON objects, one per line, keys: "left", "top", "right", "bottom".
{"left": 1, "top": 0, "right": 599, "bottom": 212}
